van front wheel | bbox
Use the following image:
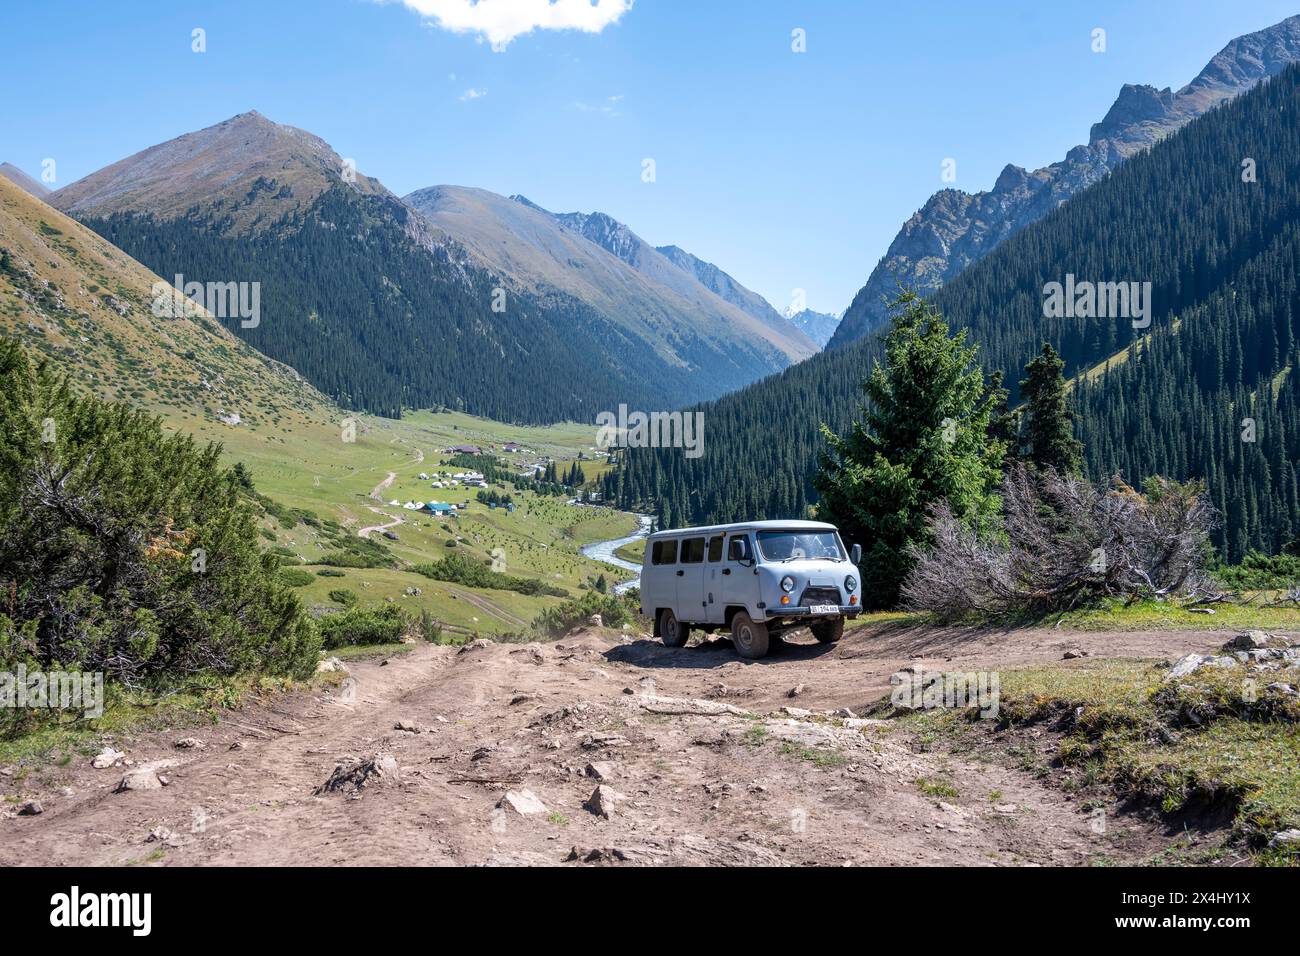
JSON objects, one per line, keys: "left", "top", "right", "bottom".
{"left": 659, "top": 609, "right": 689, "bottom": 648}
{"left": 731, "top": 611, "right": 770, "bottom": 660}
{"left": 811, "top": 617, "right": 844, "bottom": 644}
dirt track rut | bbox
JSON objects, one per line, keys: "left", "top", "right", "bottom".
{"left": 1, "top": 624, "right": 1231, "bottom": 866}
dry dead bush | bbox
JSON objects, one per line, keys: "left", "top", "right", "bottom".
{"left": 902, "top": 465, "right": 1215, "bottom": 616}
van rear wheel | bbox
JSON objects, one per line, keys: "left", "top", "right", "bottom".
{"left": 731, "top": 611, "right": 770, "bottom": 660}
{"left": 811, "top": 617, "right": 844, "bottom": 644}
{"left": 659, "top": 609, "right": 689, "bottom": 648}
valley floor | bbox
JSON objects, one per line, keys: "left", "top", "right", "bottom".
{"left": 0, "top": 621, "right": 1262, "bottom": 867}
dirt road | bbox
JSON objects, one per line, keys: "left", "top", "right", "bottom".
{"left": 1, "top": 623, "right": 1228, "bottom": 866}
{"left": 357, "top": 506, "right": 404, "bottom": 539}
{"left": 369, "top": 471, "right": 398, "bottom": 501}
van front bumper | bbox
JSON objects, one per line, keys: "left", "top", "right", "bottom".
{"left": 762, "top": 605, "right": 862, "bottom": 620}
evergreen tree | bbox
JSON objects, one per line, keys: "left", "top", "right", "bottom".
{"left": 985, "top": 369, "right": 1019, "bottom": 469}
{"left": 814, "top": 294, "right": 1006, "bottom": 607}
{"left": 1018, "top": 343, "right": 1082, "bottom": 473}
{"left": 0, "top": 340, "right": 320, "bottom": 686}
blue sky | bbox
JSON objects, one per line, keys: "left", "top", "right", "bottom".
{"left": 2, "top": 1, "right": 1296, "bottom": 314}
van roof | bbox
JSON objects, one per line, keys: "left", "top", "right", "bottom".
{"left": 647, "top": 519, "right": 837, "bottom": 539}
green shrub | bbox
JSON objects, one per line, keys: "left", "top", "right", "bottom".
{"left": 418, "top": 608, "right": 444, "bottom": 644}
{"left": 531, "top": 590, "right": 639, "bottom": 638}
{"left": 328, "top": 588, "right": 358, "bottom": 607}
{"left": 316, "top": 568, "right": 346, "bottom": 577}
{"left": 412, "top": 552, "right": 567, "bottom": 597}
{"left": 317, "top": 550, "right": 387, "bottom": 569}
{"left": 318, "top": 605, "right": 409, "bottom": 649}
{"left": 1214, "top": 551, "right": 1300, "bottom": 590}
{"left": 0, "top": 341, "right": 320, "bottom": 690}
{"left": 279, "top": 568, "right": 315, "bottom": 587}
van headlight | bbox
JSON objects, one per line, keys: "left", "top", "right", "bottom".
{"left": 845, "top": 575, "right": 858, "bottom": 593}
{"left": 780, "top": 575, "right": 796, "bottom": 593}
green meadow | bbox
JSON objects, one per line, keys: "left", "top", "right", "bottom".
{"left": 164, "top": 403, "right": 639, "bottom": 637}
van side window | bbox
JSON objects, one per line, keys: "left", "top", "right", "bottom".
{"left": 680, "top": 537, "right": 706, "bottom": 564}
{"left": 728, "top": 536, "right": 750, "bottom": 561}
{"left": 652, "top": 539, "right": 678, "bottom": 565}
{"left": 707, "top": 535, "right": 723, "bottom": 562}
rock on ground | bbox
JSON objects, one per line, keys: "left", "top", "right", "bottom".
{"left": 497, "top": 789, "right": 548, "bottom": 816}
{"left": 584, "top": 784, "right": 625, "bottom": 819}
{"left": 315, "top": 754, "right": 399, "bottom": 795}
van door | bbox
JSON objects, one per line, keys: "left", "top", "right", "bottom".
{"left": 721, "top": 533, "right": 756, "bottom": 618}
{"left": 704, "top": 534, "right": 726, "bottom": 624}
{"left": 676, "top": 536, "right": 707, "bottom": 623}
{"left": 646, "top": 537, "right": 678, "bottom": 619}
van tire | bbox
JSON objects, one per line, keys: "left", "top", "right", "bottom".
{"left": 731, "top": 611, "right": 769, "bottom": 659}
{"left": 659, "top": 608, "right": 689, "bottom": 648}
{"left": 811, "top": 617, "right": 844, "bottom": 644}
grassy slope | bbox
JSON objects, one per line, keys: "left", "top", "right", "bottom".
{"left": 887, "top": 655, "right": 1300, "bottom": 864}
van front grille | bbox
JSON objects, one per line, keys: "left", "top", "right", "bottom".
{"left": 799, "top": 586, "right": 841, "bottom": 607}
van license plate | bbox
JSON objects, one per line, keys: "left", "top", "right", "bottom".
{"left": 809, "top": 604, "right": 838, "bottom": 615}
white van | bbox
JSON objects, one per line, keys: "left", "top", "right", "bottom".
{"left": 638, "top": 520, "right": 863, "bottom": 659}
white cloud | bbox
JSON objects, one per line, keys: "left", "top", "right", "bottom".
{"left": 396, "top": 0, "right": 632, "bottom": 50}
{"left": 459, "top": 87, "right": 488, "bottom": 101}
{"left": 573, "top": 94, "right": 623, "bottom": 115}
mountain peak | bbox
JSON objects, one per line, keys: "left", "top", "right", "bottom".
{"left": 508, "top": 193, "right": 549, "bottom": 214}
{"left": 828, "top": 13, "right": 1300, "bottom": 349}
{"left": 1180, "top": 13, "right": 1300, "bottom": 107}
{"left": 0, "top": 162, "right": 50, "bottom": 198}
{"left": 1089, "top": 84, "right": 1175, "bottom": 144}
{"left": 49, "top": 111, "right": 384, "bottom": 230}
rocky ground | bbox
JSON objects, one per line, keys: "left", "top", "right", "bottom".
{"left": 0, "top": 622, "right": 1249, "bottom": 866}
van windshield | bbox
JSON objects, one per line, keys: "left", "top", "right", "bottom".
{"left": 755, "top": 530, "right": 843, "bottom": 562}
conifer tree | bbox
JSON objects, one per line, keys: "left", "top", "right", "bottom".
{"left": 815, "top": 294, "right": 1006, "bottom": 607}
{"left": 1018, "top": 343, "right": 1082, "bottom": 474}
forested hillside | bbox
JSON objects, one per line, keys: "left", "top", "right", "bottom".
{"left": 57, "top": 111, "right": 797, "bottom": 425}
{"left": 82, "top": 186, "right": 673, "bottom": 423}
{"left": 608, "top": 63, "right": 1300, "bottom": 561}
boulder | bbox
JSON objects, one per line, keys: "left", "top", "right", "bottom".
{"left": 497, "top": 789, "right": 548, "bottom": 816}
{"left": 583, "top": 784, "right": 626, "bottom": 819}
{"left": 315, "top": 753, "right": 399, "bottom": 795}
{"left": 1165, "top": 654, "right": 1239, "bottom": 680}
{"left": 147, "top": 826, "right": 184, "bottom": 848}
{"left": 116, "top": 769, "right": 163, "bottom": 793}
{"left": 1268, "top": 829, "right": 1300, "bottom": 849}
{"left": 1222, "top": 631, "right": 1273, "bottom": 651}
{"left": 315, "top": 656, "right": 346, "bottom": 674}
{"left": 584, "top": 761, "right": 616, "bottom": 781}
{"left": 787, "top": 683, "right": 806, "bottom": 699}
{"left": 17, "top": 800, "right": 42, "bottom": 816}
{"left": 91, "top": 747, "right": 125, "bottom": 769}
{"left": 174, "top": 737, "right": 204, "bottom": 750}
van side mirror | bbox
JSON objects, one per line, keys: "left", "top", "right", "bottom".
{"left": 850, "top": 543, "right": 862, "bottom": 565}
{"left": 733, "top": 537, "right": 753, "bottom": 565}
